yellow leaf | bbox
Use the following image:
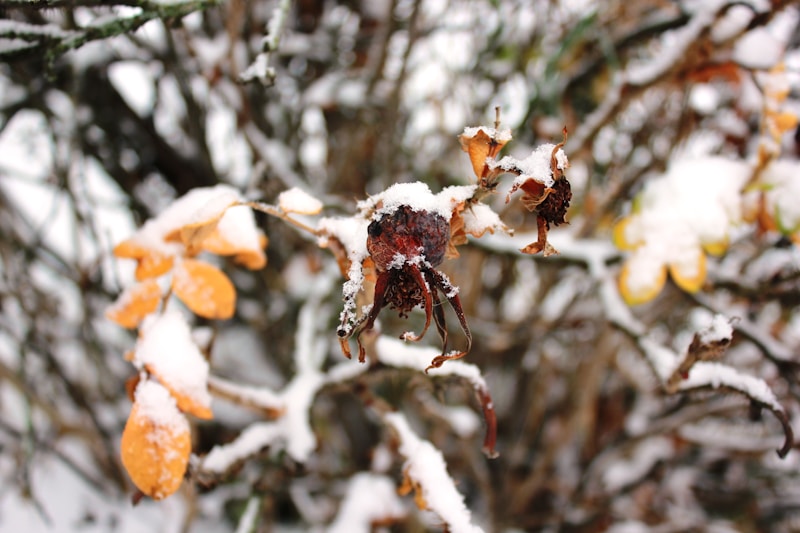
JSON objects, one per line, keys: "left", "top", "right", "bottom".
{"left": 702, "top": 237, "right": 728, "bottom": 257}
{"left": 144, "top": 364, "right": 213, "bottom": 420}
{"left": 172, "top": 259, "right": 236, "bottom": 319}
{"left": 619, "top": 259, "right": 667, "bottom": 306}
{"left": 612, "top": 217, "right": 641, "bottom": 251}
{"left": 121, "top": 381, "right": 191, "bottom": 500}
{"left": 106, "top": 280, "right": 162, "bottom": 329}
{"left": 669, "top": 252, "right": 707, "bottom": 294}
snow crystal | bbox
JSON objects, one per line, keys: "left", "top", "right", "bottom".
{"left": 133, "top": 379, "right": 190, "bottom": 433}
{"left": 278, "top": 187, "right": 324, "bottom": 215}
{"left": 135, "top": 309, "right": 212, "bottom": 412}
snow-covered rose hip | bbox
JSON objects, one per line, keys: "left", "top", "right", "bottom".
{"left": 339, "top": 204, "right": 472, "bottom": 372}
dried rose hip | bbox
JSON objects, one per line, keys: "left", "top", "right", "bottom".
{"left": 340, "top": 205, "right": 471, "bottom": 371}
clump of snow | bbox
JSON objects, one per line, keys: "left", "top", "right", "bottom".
{"left": 698, "top": 314, "right": 734, "bottom": 345}
{"left": 128, "top": 184, "right": 244, "bottom": 254}
{"left": 359, "top": 182, "right": 476, "bottom": 221}
{"left": 680, "top": 362, "right": 783, "bottom": 412}
{"left": 384, "top": 412, "right": 484, "bottom": 533}
{"left": 135, "top": 309, "right": 212, "bottom": 412}
{"left": 734, "top": 27, "right": 785, "bottom": 69}
{"left": 462, "top": 203, "right": 507, "bottom": 237}
{"left": 133, "top": 379, "right": 190, "bottom": 434}
{"left": 489, "top": 143, "right": 566, "bottom": 188}
{"left": 617, "top": 156, "right": 751, "bottom": 296}
{"left": 278, "top": 187, "right": 324, "bottom": 215}
{"left": 460, "top": 125, "right": 512, "bottom": 143}
{"left": 327, "top": 473, "right": 406, "bottom": 533}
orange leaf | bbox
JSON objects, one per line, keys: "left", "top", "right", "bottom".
{"left": 201, "top": 228, "right": 268, "bottom": 270}
{"left": 106, "top": 280, "right": 162, "bottom": 329}
{"left": 612, "top": 217, "right": 641, "bottom": 251}
{"left": 178, "top": 209, "right": 230, "bottom": 255}
{"left": 172, "top": 259, "right": 236, "bottom": 319}
{"left": 135, "top": 253, "right": 175, "bottom": 281}
{"left": 121, "top": 381, "right": 191, "bottom": 500}
{"left": 113, "top": 239, "right": 149, "bottom": 259}
{"left": 145, "top": 363, "right": 213, "bottom": 420}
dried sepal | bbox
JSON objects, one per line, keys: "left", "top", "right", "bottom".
{"left": 171, "top": 259, "right": 236, "bottom": 320}
{"left": 121, "top": 380, "right": 191, "bottom": 500}
{"left": 106, "top": 280, "right": 163, "bottom": 329}
{"left": 505, "top": 131, "right": 572, "bottom": 255}
{"left": 458, "top": 126, "right": 511, "bottom": 178}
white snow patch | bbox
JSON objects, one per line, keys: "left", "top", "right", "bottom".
{"left": 278, "top": 187, "right": 324, "bottom": 215}
{"left": 327, "top": 473, "right": 406, "bottom": 533}
{"left": 135, "top": 309, "right": 212, "bottom": 413}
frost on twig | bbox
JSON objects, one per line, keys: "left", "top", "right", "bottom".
{"left": 240, "top": 0, "right": 292, "bottom": 85}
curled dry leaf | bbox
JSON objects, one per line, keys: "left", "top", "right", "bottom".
{"left": 121, "top": 380, "right": 191, "bottom": 500}
{"left": 458, "top": 126, "right": 511, "bottom": 178}
{"left": 171, "top": 259, "right": 236, "bottom": 320}
{"left": 106, "top": 279, "right": 162, "bottom": 329}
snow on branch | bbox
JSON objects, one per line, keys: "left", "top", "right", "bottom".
{"left": 240, "top": 0, "right": 292, "bottom": 85}
{"left": 375, "top": 336, "right": 498, "bottom": 457}
{"left": 326, "top": 473, "right": 406, "bottom": 533}
{"left": 384, "top": 412, "right": 484, "bottom": 533}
